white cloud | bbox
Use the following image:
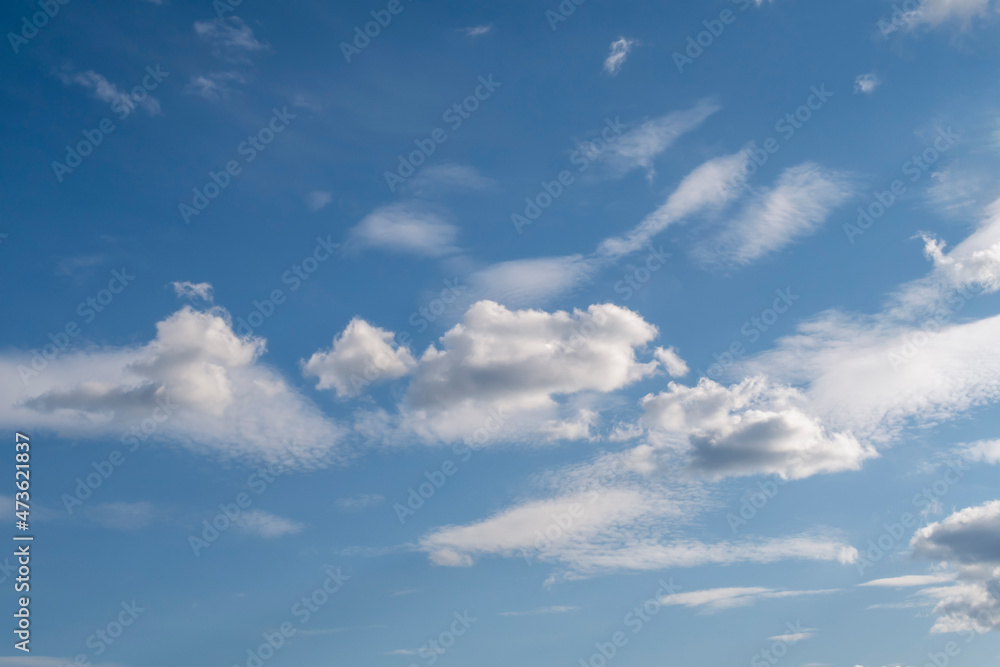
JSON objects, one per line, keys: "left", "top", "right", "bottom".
{"left": 603, "top": 37, "right": 636, "bottom": 76}
{"left": 900, "top": 0, "right": 995, "bottom": 30}
{"left": 407, "top": 164, "right": 496, "bottom": 197}
{"left": 859, "top": 573, "right": 958, "bottom": 587}
{"left": 769, "top": 630, "right": 816, "bottom": 643}
{"left": 418, "top": 483, "right": 856, "bottom": 576}
{"left": 659, "top": 586, "right": 836, "bottom": 612}
{"left": 171, "top": 281, "right": 214, "bottom": 302}
{"left": 58, "top": 69, "right": 161, "bottom": 117}
{"left": 854, "top": 73, "right": 880, "bottom": 95}
{"left": 303, "top": 318, "right": 416, "bottom": 398}
{"left": 469, "top": 255, "right": 597, "bottom": 306}
{"left": 81, "top": 502, "right": 155, "bottom": 530}
{"left": 912, "top": 500, "right": 1000, "bottom": 564}
{"left": 926, "top": 167, "right": 988, "bottom": 217}
{"left": 640, "top": 377, "right": 876, "bottom": 480}
{"left": 746, "top": 309, "right": 1000, "bottom": 444}
{"left": 596, "top": 101, "right": 720, "bottom": 179}
{"left": 909, "top": 501, "right": 1000, "bottom": 633}
{"left": 306, "top": 191, "right": 333, "bottom": 212}
{"left": 194, "top": 17, "right": 267, "bottom": 58}
{"left": 461, "top": 24, "right": 492, "bottom": 36}
{"left": 0, "top": 659, "right": 93, "bottom": 667}
{"left": 598, "top": 149, "right": 750, "bottom": 257}
{"left": 958, "top": 439, "right": 1000, "bottom": 464}
{"left": 392, "top": 300, "right": 663, "bottom": 444}
{"left": 335, "top": 494, "right": 385, "bottom": 512}
{"left": 920, "top": 199, "right": 1000, "bottom": 294}
{"left": 184, "top": 71, "right": 246, "bottom": 99}
{"left": 499, "top": 605, "right": 578, "bottom": 616}
{"left": 0, "top": 306, "right": 344, "bottom": 466}
{"left": 349, "top": 203, "right": 459, "bottom": 257}
{"left": 234, "top": 510, "right": 304, "bottom": 538}
{"left": 693, "top": 163, "right": 854, "bottom": 266}
{"left": 738, "top": 200, "right": 1000, "bottom": 446}
{"left": 654, "top": 347, "right": 689, "bottom": 378}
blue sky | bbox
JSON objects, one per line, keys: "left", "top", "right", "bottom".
{"left": 3, "top": 0, "right": 1000, "bottom": 665}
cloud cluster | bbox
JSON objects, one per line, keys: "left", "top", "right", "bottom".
{"left": 303, "top": 318, "right": 416, "bottom": 397}
{"left": 909, "top": 501, "right": 1000, "bottom": 633}
{"left": 329, "top": 300, "right": 668, "bottom": 444}
{"left": 640, "top": 377, "right": 876, "bottom": 480}
{"left": 0, "top": 305, "right": 343, "bottom": 466}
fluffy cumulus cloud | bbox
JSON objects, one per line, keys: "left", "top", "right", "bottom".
{"left": 0, "top": 305, "right": 343, "bottom": 466}
{"left": 314, "top": 300, "right": 682, "bottom": 445}
{"left": 909, "top": 501, "right": 1000, "bottom": 633}
{"left": 640, "top": 377, "right": 876, "bottom": 480}
{"left": 303, "top": 318, "right": 416, "bottom": 398}
{"left": 911, "top": 501, "right": 1000, "bottom": 565}
{"left": 397, "top": 300, "right": 665, "bottom": 444}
